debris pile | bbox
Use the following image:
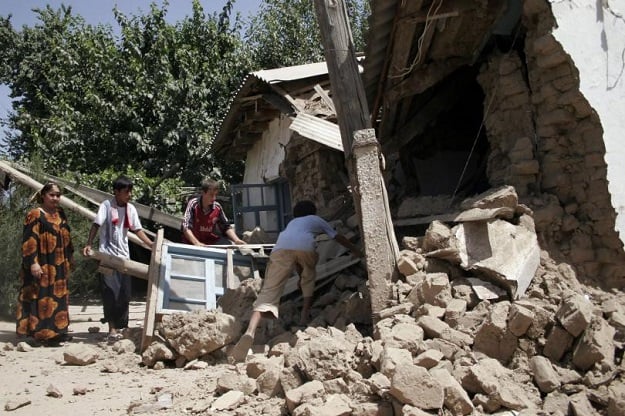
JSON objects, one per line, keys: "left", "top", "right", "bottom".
{"left": 138, "top": 186, "right": 625, "bottom": 415}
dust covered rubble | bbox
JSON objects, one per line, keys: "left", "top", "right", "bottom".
{"left": 134, "top": 185, "right": 625, "bottom": 416}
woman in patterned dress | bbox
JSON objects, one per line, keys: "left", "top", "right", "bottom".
{"left": 16, "top": 181, "right": 74, "bottom": 344}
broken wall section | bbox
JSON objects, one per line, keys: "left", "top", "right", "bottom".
{"left": 280, "top": 133, "right": 350, "bottom": 218}
{"left": 476, "top": 0, "right": 625, "bottom": 288}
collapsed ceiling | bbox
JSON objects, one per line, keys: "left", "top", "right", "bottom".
{"left": 363, "top": 0, "right": 517, "bottom": 141}
{"left": 361, "top": 0, "right": 525, "bottom": 203}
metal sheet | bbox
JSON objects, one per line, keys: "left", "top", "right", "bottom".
{"left": 289, "top": 113, "right": 343, "bottom": 152}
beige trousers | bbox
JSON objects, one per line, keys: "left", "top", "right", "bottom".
{"left": 253, "top": 249, "right": 318, "bottom": 318}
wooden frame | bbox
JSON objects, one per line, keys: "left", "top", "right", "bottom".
{"left": 140, "top": 240, "right": 266, "bottom": 351}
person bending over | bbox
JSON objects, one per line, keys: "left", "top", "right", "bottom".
{"left": 230, "top": 200, "right": 362, "bottom": 362}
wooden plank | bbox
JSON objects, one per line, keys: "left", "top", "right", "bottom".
{"left": 86, "top": 250, "right": 149, "bottom": 280}
{"left": 313, "top": 83, "right": 336, "bottom": 113}
{"left": 387, "top": 57, "right": 468, "bottom": 103}
{"left": 387, "top": 0, "right": 425, "bottom": 79}
{"left": 7, "top": 162, "right": 183, "bottom": 230}
{"left": 141, "top": 228, "right": 164, "bottom": 352}
{"left": 226, "top": 248, "right": 235, "bottom": 289}
{"left": 0, "top": 161, "right": 152, "bottom": 249}
{"left": 282, "top": 255, "right": 361, "bottom": 298}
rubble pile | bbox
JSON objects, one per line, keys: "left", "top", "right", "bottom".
{"left": 138, "top": 186, "right": 624, "bottom": 415}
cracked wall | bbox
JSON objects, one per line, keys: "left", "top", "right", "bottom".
{"left": 475, "top": 0, "right": 625, "bottom": 287}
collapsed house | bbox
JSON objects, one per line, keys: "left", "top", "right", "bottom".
{"left": 177, "top": 1, "right": 625, "bottom": 414}
{"left": 5, "top": 1, "right": 625, "bottom": 415}
{"left": 214, "top": 0, "right": 625, "bottom": 291}
{"left": 212, "top": 61, "right": 351, "bottom": 238}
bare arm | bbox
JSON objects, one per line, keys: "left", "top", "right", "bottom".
{"left": 135, "top": 229, "right": 153, "bottom": 249}
{"left": 225, "top": 228, "right": 246, "bottom": 245}
{"left": 182, "top": 227, "right": 204, "bottom": 246}
{"left": 82, "top": 223, "right": 100, "bottom": 256}
{"left": 334, "top": 234, "right": 363, "bottom": 257}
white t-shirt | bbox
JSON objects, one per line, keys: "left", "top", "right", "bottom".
{"left": 273, "top": 215, "right": 337, "bottom": 252}
{"left": 94, "top": 199, "right": 143, "bottom": 259}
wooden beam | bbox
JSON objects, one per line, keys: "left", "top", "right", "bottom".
{"left": 282, "top": 255, "right": 361, "bottom": 297}
{"left": 386, "top": 58, "right": 468, "bottom": 103}
{"left": 243, "top": 107, "right": 280, "bottom": 122}
{"left": 141, "top": 228, "right": 164, "bottom": 352}
{"left": 0, "top": 161, "right": 151, "bottom": 249}
{"left": 401, "top": 0, "right": 476, "bottom": 23}
{"left": 388, "top": 0, "right": 425, "bottom": 80}
{"left": 87, "top": 250, "right": 148, "bottom": 280}
{"left": 313, "top": 84, "right": 335, "bottom": 113}
{"left": 314, "top": 0, "right": 399, "bottom": 322}
{"left": 269, "top": 83, "right": 303, "bottom": 112}
{"left": 8, "top": 164, "right": 182, "bottom": 230}
{"left": 261, "top": 92, "right": 295, "bottom": 115}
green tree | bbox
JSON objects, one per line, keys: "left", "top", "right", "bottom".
{"left": 0, "top": 1, "right": 249, "bottom": 188}
{"left": 246, "top": 0, "right": 369, "bottom": 70}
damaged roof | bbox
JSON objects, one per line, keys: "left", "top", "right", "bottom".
{"left": 213, "top": 0, "right": 517, "bottom": 160}
{"left": 211, "top": 62, "right": 333, "bottom": 160}
{"left": 362, "top": 0, "right": 515, "bottom": 145}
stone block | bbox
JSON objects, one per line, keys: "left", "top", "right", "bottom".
{"left": 389, "top": 364, "right": 444, "bottom": 409}
{"left": 430, "top": 368, "right": 474, "bottom": 415}
{"left": 508, "top": 303, "right": 535, "bottom": 337}
{"left": 543, "top": 325, "right": 574, "bottom": 362}
{"left": 556, "top": 294, "right": 594, "bottom": 337}
{"left": 444, "top": 298, "right": 468, "bottom": 327}
{"left": 529, "top": 356, "right": 561, "bottom": 393}
{"left": 572, "top": 318, "right": 616, "bottom": 371}
{"left": 285, "top": 380, "right": 325, "bottom": 413}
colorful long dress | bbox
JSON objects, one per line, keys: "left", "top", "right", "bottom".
{"left": 16, "top": 207, "right": 74, "bottom": 340}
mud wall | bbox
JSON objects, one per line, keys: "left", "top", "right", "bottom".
{"left": 477, "top": 0, "right": 625, "bottom": 288}
{"left": 280, "top": 133, "right": 348, "bottom": 213}
{"left": 550, "top": 0, "right": 625, "bottom": 246}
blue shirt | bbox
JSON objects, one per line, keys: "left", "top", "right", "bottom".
{"left": 273, "top": 215, "right": 337, "bottom": 252}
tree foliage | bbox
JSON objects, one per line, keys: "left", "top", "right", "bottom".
{"left": 0, "top": 0, "right": 369, "bottom": 199}
{"left": 246, "top": 0, "right": 369, "bottom": 70}
{"left": 0, "top": 1, "right": 249, "bottom": 187}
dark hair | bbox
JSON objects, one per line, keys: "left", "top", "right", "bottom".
{"left": 293, "top": 200, "right": 316, "bottom": 218}
{"left": 200, "top": 178, "right": 220, "bottom": 192}
{"left": 113, "top": 175, "right": 133, "bottom": 191}
{"left": 36, "top": 181, "right": 61, "bottom": 203}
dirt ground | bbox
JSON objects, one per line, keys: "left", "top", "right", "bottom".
{"left": 0, "top": 301, "right": 207, "bottom": 416}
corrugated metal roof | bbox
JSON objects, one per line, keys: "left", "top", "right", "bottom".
{"left": 253, "top": 61, "right": 330, "bottom": 84}
{"left": 213, "top": 62, "right": 334, "bottom": 158}
{"left": 289, "top": 113, "right": 343, "bottom": 152}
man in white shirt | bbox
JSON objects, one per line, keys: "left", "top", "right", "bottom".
{"left": 83, "top": 176, "right": 153, "bottom": 342}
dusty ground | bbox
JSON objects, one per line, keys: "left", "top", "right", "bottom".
{"left": 0, "top": 301, "right": 208, "bottom": 416}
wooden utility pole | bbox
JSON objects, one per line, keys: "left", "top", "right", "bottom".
{"left": 313, "top": 0, "right": 399, "bottom": 321}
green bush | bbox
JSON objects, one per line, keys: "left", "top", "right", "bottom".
{"left": 0, "top": 185, "right": 28, "bottom": 319}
